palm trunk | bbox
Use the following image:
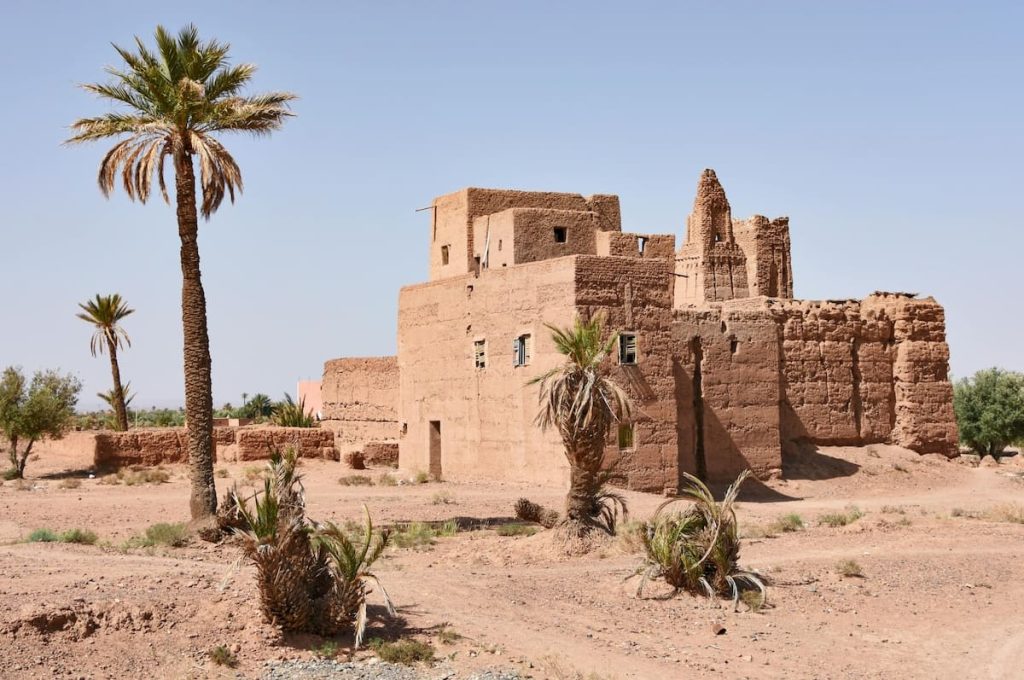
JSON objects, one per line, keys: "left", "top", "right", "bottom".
{"left": 563, "top": 432, "right": 604, "bottom": 525}
{"left": 107, "top": 339, "right": 129, "bottom": 431}
{"left": 174, "top": 143, "right": 217, "bottom": 520}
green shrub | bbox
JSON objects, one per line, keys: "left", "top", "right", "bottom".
{"left": 954, "top": 368, "right": 1024, "bottom": 457}
{"left": 208, "top": 645, "right": 238, "bottom": 668}
{"left": 60, "top": 528, "right": 98, "bottom": 545}
{"left": 313, "top": 640, "right": 339, "bottom": 659}
{"left": 2, "top": 468, "right": 19, "bottom": 481}
{"left": 437, "top": 626, "right": 461, "bottom": 644}
{"left": 125, "top": 522, "right": 189, "bottom": 548}
{"left": 496, "top": 523, "right": 538, "bottom": 537}
{"left": 27, "top": 528, "right": 59, "bottom": 542}
{"left": 635, "top": 470, "right": 766, "bottom": 610}
{"left": 391, "top": 522, "right": 439, "bottom": 549}
{"left": 271, "top": 393, "right": 315, "bottom": 428}
{"left": 769, "top": 513, "right": 804, "bottom": 533}
{"left": 413, "top": 470, "right": 431, "bottom": 484}
{"left": 368, "top": 638, "right": 435, "bottom": 665}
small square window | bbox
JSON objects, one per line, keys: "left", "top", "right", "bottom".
{"left": 513, "top": 334, "right": 532, "bottom": 367}
{"left": 441, "top": 245, "right": 450, "bottom": 266}
{"left": 637, "top": 236, "right": 648, "bottom": 255}
{"left": 619, "top": 333, "right": 637, "bottom": 365}
{"left": 618, "top": 424, "right": 634, "bottom": 450}
{"left": 473, "top": 340, "right": 486, "bottom": 369}
{"left": 553, "top": 227, "right": 567, "bottom": 243}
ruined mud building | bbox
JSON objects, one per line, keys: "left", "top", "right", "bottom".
{"left": 319, "top": 170, "right": 958, "bottom": 492}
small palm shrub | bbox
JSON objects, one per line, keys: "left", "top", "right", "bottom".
{"left": 635, "top": 470, "right": 766, "bottom": 609}
{"left": 233, "top": 450, "right": 393, "bottom": 645}
{"left": 271, "top": 393, "right": 315, "bottom": 428}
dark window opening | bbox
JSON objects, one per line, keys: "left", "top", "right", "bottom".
{"left": 498, "top": 239, "right": 503, "bottom": 251}
{"left": 513, "top": 334, "right": 532, "bottom": 367}
{"left": 553, "top": 227, "right": 568, "bottom": 243}
{"left": 429, "top": 420, "right": 442, "bottom": 479}
{"left": 441, "top": 245, "right": 450, "bottom": 265}
{"left": 619, "top": 333, "right": 638, "bottom": 365}
{"left": 730, "top": 339, "right": 739, "bottom": 354}
{"left": 714, "top": 232, "right": 723, "bottom": 243}
{"left": 618, "top": 424, "right": 635, "bottom": 450}
{"left": 473, "top": 340, "right": 486, "bottom": 369}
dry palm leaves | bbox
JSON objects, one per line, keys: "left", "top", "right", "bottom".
{"left": 233, "top": 450, "right": 392, "bottom": 643}
{"left": 634, "top": 470, "right": 766, "bottom": 610}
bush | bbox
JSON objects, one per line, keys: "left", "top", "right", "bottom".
{"left": 60, "top": 528, "right": 98, "bottom": 545}
{"left": 338, "top": 475, "right": 374, "bottom": 487}
{"left": 431, "top": 490, "right": 455, "bottom": 505}
{"left": 769, "top": 513, "right": 804, "bottom": 533}
{"left": 835, "top": 559, "right": 864, "bottom": 578}
{"left": 818, "top": 506, "right": 864, "bottom": 528}
{"left": 208, "top": 645, "right": 238, "bottom": 668}
{"left": 413, "top": 470, "right": 431, "bottom": 484}
{"left": 271, "top": 393, "right": 315, "bottom": 428}
{"left": 118, "top": 467, "right": 171, "bottom": 485}
{"left": 368, "top": 638, "right": 435, "bottom": 665}
{"left": 984, "top": 503, "right": 1024, "bottom": 524}
{"left": 125, "top": 522, "right": 189, "bottom": 548}
{"left": 377, "top": 473, "right": 398, "bottom": 487}
{"left": 313, "top": 640, "right": 339, "bottom": 659}
{"left": 233, "top": 450, "right": 394, "bottom": 646}
{"left": 954, "top": 368, "right": 1024, "bottom": 458}
{"left": 58, "top": 478, "right": 82, "bottom": 489}
{"left": 634, "top": 470, "right": 766, "bottom": 610}
{"left": 215, "top": 468, "right": 230, "bottom": 478}
{"left": 514, "top": 498, "right": 560, "bottom": 528}
{"left": 437, "top": 626, "right": 461, "bottom": 644}
{"left": 27, "top": 528, "right": 59, "bottom": 542}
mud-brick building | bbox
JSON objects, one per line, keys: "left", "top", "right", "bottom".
{"left": 318, "top": 171, "right": 958, "bottom": 493}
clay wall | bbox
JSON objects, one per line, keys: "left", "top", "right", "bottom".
{"left": 672, "top": 305, "right": 783, "bottom": 481}
{"left": 296, "top": 380, "right": 323, "bottom": 417}
{"left": 399, "top": 257, "right": 579, "bottom": 485}
{"left": 472, "top": 208, "right": 603, "bottom": 269}
{"left": 89, "top": 426, "right": 336, "bottom": 468}
{"left": 320, "top": 357, "right": 399, "bottom": 451}
{"left": 596, "top": 232, "right": 675, "bottom": 261}
{"left": 429, "top": 188, "right": 621, "bottom": 281}
{"left": 398, "top": 254, "right": 678, "bottom": 492}
{"left": 733, "top": 216, "right": 794, "bottom": 298}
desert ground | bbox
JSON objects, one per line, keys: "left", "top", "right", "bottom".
{"left": 1, "top": 444, "right": 1023, "bottom": 679}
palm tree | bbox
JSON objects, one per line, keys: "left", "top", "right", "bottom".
{"left": 77, "top": 294, "right": 134, "bottom": 431}
{"left": 531, "top": 314, "right": 633, "bottom": 538}
{"left": 67, "top": 25, "right": 296, "bottom": 521}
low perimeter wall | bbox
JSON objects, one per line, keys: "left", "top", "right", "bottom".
{"left": 56, "top": 426, "right": 337, "bottom": 468}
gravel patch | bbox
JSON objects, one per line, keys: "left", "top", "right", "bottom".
{"left": 260, "top": 659, "right": 522, "bottom": 680}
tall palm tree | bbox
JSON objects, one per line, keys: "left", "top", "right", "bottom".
{"left": 77, "top": 294, "right": 135, "bottom": 431}
{"left": 531, "top": 314, "right": 634, "bottom": 537}
{"left": 67, "top": 25, "right": 296, "bottom": 521}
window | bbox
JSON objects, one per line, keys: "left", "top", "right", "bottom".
{"left": 619, "top": 333, "right": 637, "bottom": 365}
{"left": 617, "top": 424, "right": 635, "bottom": 450}
{"left": 637, "top": 236, "right": 647, "bottom": 255}
{"left": 474, "top": 340, "right": 486, "bottom": 369}
{"left": 441, "top": 245, "right": 450, "bottom": 265}
{"left": 553, "top": 227, "right": 567, "bottom": 243}
{"left": 513, "top": 334, "right": 532, "bottom": 367}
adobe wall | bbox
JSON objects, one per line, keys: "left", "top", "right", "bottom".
{"left": 429, "top": 188, "right": 621, "bottom": 281}
{"left": 320, "top": 357, "right": 399, "bottom": 452}
{"left": 90, "top": 426, "right": 336, "bottom": 468}
{"left": 472, "top": 208, "right": 603, "bottom": 269}
{"left": 573, "top": 255, "right": 679, "bottom": 493}
{"left": 596, "top": 232, "right": 675, "bottom": 261}
{"left": 672, "top": 306, "right": 783, "bottom": 481}
{"left": 733, "top": 216, "right": 794, "bottom": 298}
{"left": 398, "top": 257, "right": 579, "bottom": 486}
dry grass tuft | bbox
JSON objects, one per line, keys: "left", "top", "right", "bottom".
{"left": 835, "top": 559, "right": 864, "bottom": 578}
{"left": 368, "top": 638, "right": 435, "bottom": 665}
{"left": 818, "top": 505, "right": 864, "bottom": 528}
{"left": 431, "top": 490, "right": 456, "bottom": 505}
{"left": 338, "top": 475, "right": 374, "bottom": 487}
{"left": 377, "top": 473, "right": 398, "bottom": 487}
{"left": 208, "top": 645, "right": 238, "bottom": 668}
{"left": 514, "top": 497, "right": 559, "bottom": 528}
{"left": 117, "top": 466, "right": 171, "bottom": 486}
{"left": 984, "top": 503, "right": 1024, "bottom": 524}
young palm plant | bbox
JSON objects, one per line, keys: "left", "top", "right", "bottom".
{"left": 77, "top": 294, "right": 134, "bottom": 431}
{"left": 67, "top": 25, "right": 296, "bottom": 520}
{"left": 233, "top": 450, "right": 393, "bottom": 643}
{"left": 98, "top": 381, "right": 136, "bottom": 429}
{"left": 530, "top": 314, "right": 633, "bottom": 540}
{"left": 635, "top": 470, "right": 767, "bottom": 610}
{"left": 272, "top": 393, "right": 315, "bottom": 428}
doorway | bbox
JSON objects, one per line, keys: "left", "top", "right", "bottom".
{"left": 428, "top": 420, "right": 442, "bottom": 479}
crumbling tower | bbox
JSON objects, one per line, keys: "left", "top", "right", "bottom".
{"left": 674, "top": 170, "right": 750, "bottom": 306}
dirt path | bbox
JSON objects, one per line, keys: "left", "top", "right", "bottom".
{"left": 0, "top": 443, "right": 1022, "bottom": 679}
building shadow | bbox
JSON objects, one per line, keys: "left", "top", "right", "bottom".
{"left": 781, "top": 439, "right": 860, "bottom": 480}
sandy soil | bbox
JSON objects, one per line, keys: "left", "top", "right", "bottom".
{"left": 1, "top": 443, "right": 1023, "bottom": 679}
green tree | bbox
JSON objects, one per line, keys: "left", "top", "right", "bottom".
{"left": 244, "top": 393, "right": 274, "bottom": 419}
{"left": 67, "top": 25, "right": 296, "bottom": 520}
{"left": 530, "top": 315, "right": 633, "bottom": 538}
{"left": 0, "top": 367, "right": 82, "bottom": 478}
{"left": 954, "top": 368, "right": 1024, "bottom": 458}
{"left": 77, "top": 293, "right": 134, "bottom": 431}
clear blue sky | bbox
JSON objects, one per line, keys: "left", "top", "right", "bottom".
{"left": 1, "top": 1, "right": 1021, "bottom": 410}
